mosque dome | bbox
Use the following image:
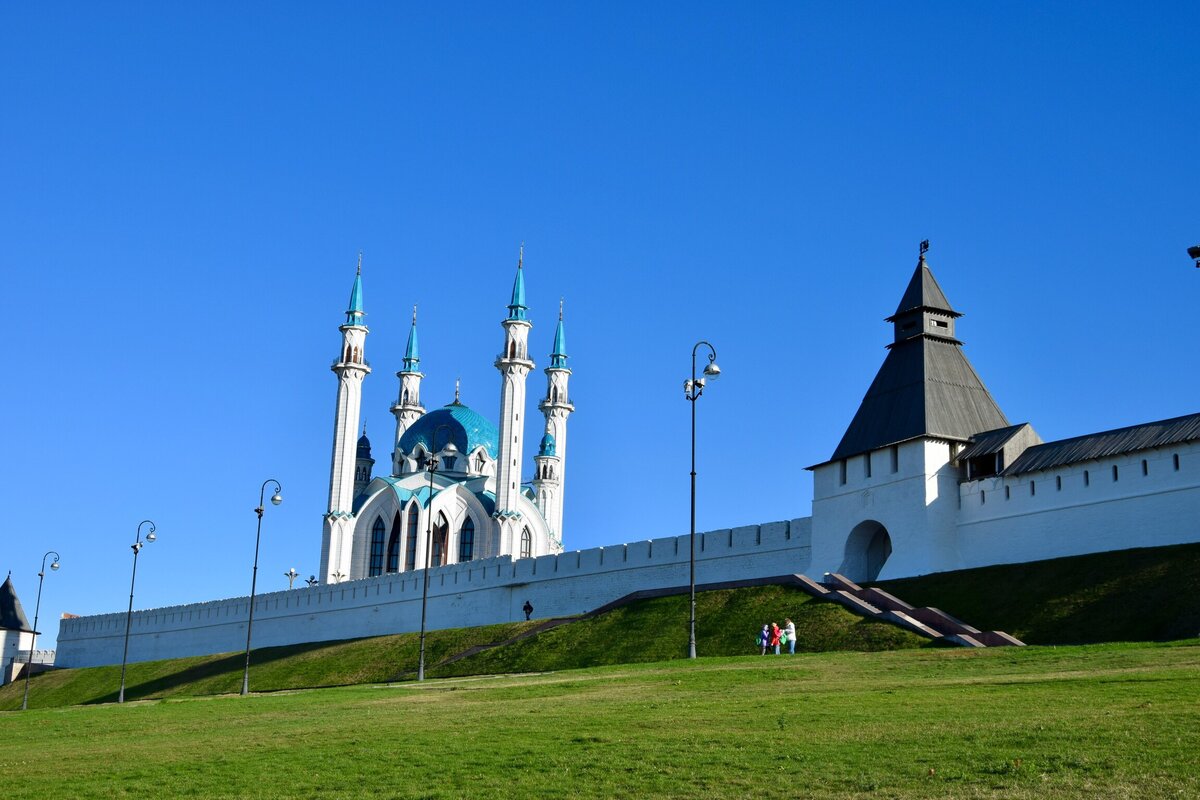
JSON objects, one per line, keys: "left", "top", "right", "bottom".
{"left": 356, "top": 431, "right": 372, "bottom": 459}
{"left": 398, "top": 403, "right": 499, "bottom": 458}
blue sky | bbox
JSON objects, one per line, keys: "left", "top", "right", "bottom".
{"left": 2, "top": 3, "right": 1197, "bottom": 647}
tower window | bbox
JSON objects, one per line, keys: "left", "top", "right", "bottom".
{"left": 839, "top": 460, "right": 847, "bottom": 485}
{"left": 1112, "top": 465, "right": 1119, "bottom": 482}
{"left": 520, "top": 527, "right": 532, "bottom": 559}
{"left": 864, "top": 453, "right": 872, "bottom": 479}
{"left": 1174, "top": 454, "right": 1181, "bottom": 471}
{"left": 1030, "top": 481, "right": 1035, "bottom": 496}
{"left": 1141, "top": 459, "right": 1148, "bottom": 476}
{"left": 1056, "top": 475, "right": 1062, "bottom": 491}
{"left": 1004, "top": 485, "right": 1010, "bottom": 500}
{"left": 1084, "top": 470, "right": 1090, "bottom": 486}
{"left": 890, "top": 445, "right": 899, "bottom": 473}
{"left": 459, "top": 518, "right": 475, "bottom": 562}
{"left": 405, "top": 506, "right": 419, "bottom": 571}
{"left": 980, "top": 490, "right": 986, "bottom": 505}
{"left": 369, "top": 517, "right": 386, "bottom": 577}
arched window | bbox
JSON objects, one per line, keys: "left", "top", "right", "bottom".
{"left": 386, "top": 511, "right": 401, "bottom": 573}
{"left": 508, "top": 341, "right": 516, "bottom": 359}
{"left": 401, "top": 389, "right": 408, "bottom": 405}
{"left": 476, "top": 452, "right": 486, "bottom": 473}
{"left": 405, "top": 505, "right": 419, "bottom": 571}
{"left": 459, "top": 518, "right": 475, "bottom": 562}
{"left": 433, "top": 512, "right": 449, "bottom": 566}
{"left": 520, "top": 527, "right": 532, "bottom": 559}
{"left": 369, "top": 517, "right": 386, "bottom": 577}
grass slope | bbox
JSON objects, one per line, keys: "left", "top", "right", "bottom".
{"left": 1, "top": 641, "right": 1198, "bottom": 799}
{"left": 1, "top": 585, "right": 922, "bottom": 710}
{"left": 879, "top": 542, "right": 1200, "bottom": 645}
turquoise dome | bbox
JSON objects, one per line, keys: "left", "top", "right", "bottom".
{"left": 399, "top": 403, "right": 499, "bottom": 458}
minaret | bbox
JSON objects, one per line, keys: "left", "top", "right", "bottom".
{"left": 319, "top": 257, "right": 371, "bottom": 584}
{"left": 354, "top": 424, "right": 374, "bottom": 494}
{"left": 493, "top": 246, "right": 534, "bottom": 538}
{"left": 390, "top": 305, "right": 425, "bottom": 475}
{"left": 536, "top": 299, "right": 574, "bottom": 541}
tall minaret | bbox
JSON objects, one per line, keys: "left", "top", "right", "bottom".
{"left": 390, "top": 305, "right": 425, "bottom": 475}
{"left": 535, "top": 299, "right": 574, "bottom": 541}
{"left": 493, "top": 246, "right": 534, "bottom": 536}
{"left": 319, "top": 257, "right": 371, "bottom": 584}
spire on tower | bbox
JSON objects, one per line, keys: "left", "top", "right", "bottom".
{"left": 550, "top": 299, "right": 568, "bottom": 368}
{"left": 454, "top": 377, "right": 461, "bottom": 404}
{"left": 401, "top": 304, "right": 420, "bottom": 373}
{"left": 507, "top": 243, "right": 528, "bottom": 321}
{"left": 345, "top": 257, "right": 365, "bottom": 326}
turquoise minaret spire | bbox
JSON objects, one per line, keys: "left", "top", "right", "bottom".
{"left": 345, "top": 253, "right": 365, "bottom": 326}
{"left": 402, "top": 305, "right": 420, "bottom": 373}
{"left": 550, "top": 298, "right": 568, "bottom": 368}
{"left": 507, "top": 244, "right": 528, "bottom": 321}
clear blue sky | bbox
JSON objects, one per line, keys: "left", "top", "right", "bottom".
{"left": 2, "top": 3, "right": 1197, "bottom": 648}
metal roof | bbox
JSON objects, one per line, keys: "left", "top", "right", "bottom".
{"left": 956, "top": 424, "right": 1030, "bottom": 461}
{"left": 398, "top": 402, "right": 500, "bottom": 458}
{"left": 0, "top": 575, "right": 34, "bottom": 633}
{"left": 1003, "top": 412, "right": 1200, "bottom": 476}
{"left": 886, "top": 254, "right": 961, "bottom": 321}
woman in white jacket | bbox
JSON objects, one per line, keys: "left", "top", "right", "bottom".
{"left": 783, "top": 619, "right": 796, "bottom": 654}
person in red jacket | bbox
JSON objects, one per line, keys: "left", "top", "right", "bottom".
{"left": 770, "top": 622, "right": 782, "bottom": 655}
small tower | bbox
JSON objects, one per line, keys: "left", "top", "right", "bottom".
{"left": 536, "top": 299, "right": 574, "bottom": 541}
{"left": 319, "top": 257, "right": 371, "bottom": 584}
{"left": 354, "top": 425, "right": 374, "bottom": 493}
{"left": 391, "top": 305, "right": 426, "bottom": 474}
{"left": 493, "top": 246, "right": 534, "bottom": 545}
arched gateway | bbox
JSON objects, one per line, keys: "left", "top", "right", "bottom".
{"left": 840, "top": 520, "right": 893, "bottom": 582}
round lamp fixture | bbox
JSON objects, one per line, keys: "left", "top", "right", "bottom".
{"left": 271, "top": 493, "right": 283, "bottom": 506}
{"left": 703, "top": 362, "right": 721, "bottom": 379}
{"left": 50, "top": 561, "right": 60, "bottom": 571}
{"left": 146, "top": 532, "right": 156, "bottom": 542}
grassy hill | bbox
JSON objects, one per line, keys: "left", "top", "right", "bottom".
{"left": 0, "top": 584, "right": 921, "bottom": 710}
{"left": 2, "top": 640, "right": 1198, "bottom": 799}
{"left": 879, "top": 542, "right": 1200, "bottom": 645}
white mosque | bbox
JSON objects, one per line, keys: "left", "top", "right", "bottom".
{"left": 318, "top": 251, "right": 572, "bottom": 585}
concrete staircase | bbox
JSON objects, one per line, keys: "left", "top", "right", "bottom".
{"left": 807, "top": 573, "right": 1024, "bottom": 647}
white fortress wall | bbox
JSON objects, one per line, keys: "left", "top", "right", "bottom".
{"left": 55, "top": 518, "right": 813, "bottom": 668}
{"left": 956, "top": 441, "right": 1200, "bottom": 569}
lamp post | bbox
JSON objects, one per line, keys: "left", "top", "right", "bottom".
{"left": 1188, "top": 245, "right": 1200, "bottom": 269}
{"left": 418, "top": 423, "right": 453, "bottom": 681}
{"left": 284, "top": 568, "right": 299, "bottom": 589}
{"left": 119, "top": 520, "right": 156, "bottom": 703}
{"left": 684, "top": 341, "right": 721, "bottom": 659}
{"left": 20, "top": 550, "right": 60, "bottom": 711}
{"left": 305, "top": 575, "right": 319, "bottom": 588}
{"left": 241, "top": 479, "right": 282, "bottom": 696}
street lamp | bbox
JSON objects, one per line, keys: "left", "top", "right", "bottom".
{"left": 418, "top": 423, "right": 453, "bottom": 681}
{"left": 119, "top": 520, "right": 156, "bottom": 703}
{"left": 305, "top": 575, "right": 319, "bottom": 588}
{"left": 284, "top": 568, "right": 299, "bottom": 589}
{"left": 1188, "top": 245, "right": 1200, "bottom": 269}
{"left": 20, "top": 550, "right": 60, "bottom": 711}
{"left": 241, "top": 479, "right": 282, "bottom": 696}
{"left": 684, "top": 341, "right": 720, "bottom": 659}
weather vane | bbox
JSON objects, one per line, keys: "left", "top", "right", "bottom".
{"left": 920, "top": 239, "right": 930, "bottom": 257}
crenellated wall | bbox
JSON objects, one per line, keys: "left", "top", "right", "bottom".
{"left": 56, "top": 518, "right": 813, "bottom": 668}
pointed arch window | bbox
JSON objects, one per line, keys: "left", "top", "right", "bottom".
{"left": 459, "top": 518, "right": 475, "bottom": 562}
{"left": 369, "top": 517, "right": 386, "bottom": 577}
{"left": 386, "top": 511, "right": 401, "bottom": 573}
{"left": 433, "top": 512, "right": 449, "bottom": 566}
{"left": 520, "top": 527, "right": 532, "bottom": 559}
{"left": 405, "top": 505, "right": 419, "bottom": 571}
{"left": 476, "top": 452, "right": 486, "bottom": 473}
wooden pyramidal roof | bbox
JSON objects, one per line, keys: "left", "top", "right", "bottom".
{"left": 828, "top": 254, "right": 1009, "bottom": 462}
{"left": 1, "top": 574, "right": 35, "bottom": 634}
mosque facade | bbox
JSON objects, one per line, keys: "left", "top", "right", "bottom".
{"left": 319, "top": 252, "right": 572, "bottom": 585}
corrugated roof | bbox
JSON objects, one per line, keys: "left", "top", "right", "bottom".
{"left": 829, "top": 338, "right": 1010, "bottom": 461}
{"left": 886, "top": 254, "right": 961, "bottom": 321}
{"left": 957, "top": 424, "right": 1029, "bottom": 461}
{"left": 1003, "top": 412, "right": 1200, "bottom": 476}
{"left": 1, "top": 575, "right": 34, "bottom": 633}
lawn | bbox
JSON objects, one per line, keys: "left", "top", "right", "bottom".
{"left": 2, "top": 640, "right": 1197, "bottom": 799}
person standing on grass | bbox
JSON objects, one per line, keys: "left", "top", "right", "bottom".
{"left": 758, "top": 624, "right": 770, "bottom": 655}
{"left": 523, "top": 600, "right": 533, "bottom": 621}
{"left": 783, "top": 618, "right": 796, "bottom": 654}
{"left": 770, "top": 622, "right": 782, "bottom": 655}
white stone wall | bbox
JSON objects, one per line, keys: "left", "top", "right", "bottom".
{"left": 956, "top": 441, "right": 1200, "bottom": 569}
{"left": 55, "top": 518, "right": 813, "bottom": 668}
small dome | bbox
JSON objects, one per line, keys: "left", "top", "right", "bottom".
{"left": 399, "top": 403, "right": 499, "bottom": 459}
{"left": 356, "top": 432, "right": 372, "bottom": 459}
{"left": 538, "top": 432, "right": 556, "bottom": 457}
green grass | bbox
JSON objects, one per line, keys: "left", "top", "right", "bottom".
{"left": 1, "top": 640, "right": 1197, "bottom": 799}
{"left": 879, "top": 542, "right": 1200, "bottom": 645}
{"left": 1, "top": 585, "right": 923, "bottom": 710}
